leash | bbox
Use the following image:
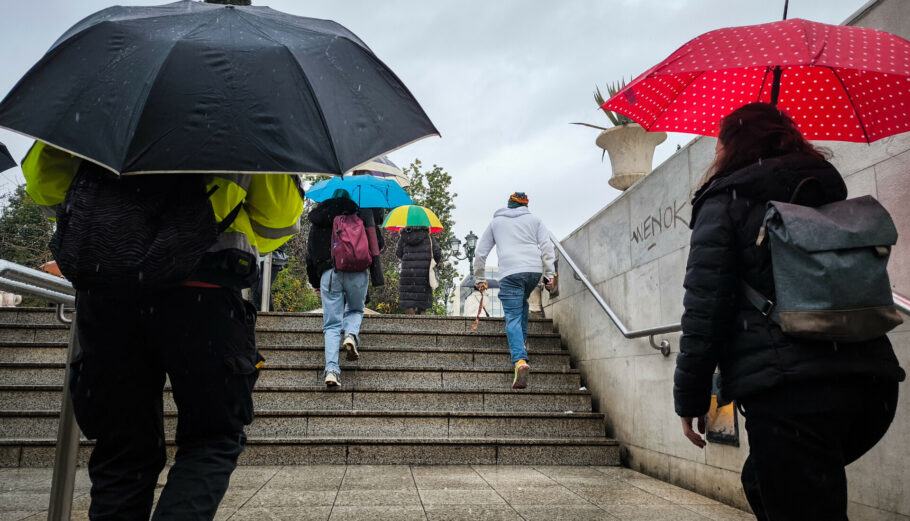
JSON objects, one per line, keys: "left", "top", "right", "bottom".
{"left": 471, "top": 283, "right": 487, "bottom": 332}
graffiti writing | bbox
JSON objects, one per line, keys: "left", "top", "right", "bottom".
{"left": 631, "top": 200, "right": 689, "bottom": 250}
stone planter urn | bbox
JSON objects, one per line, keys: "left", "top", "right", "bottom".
{"left": 596, "top": 123, "right": 667, "bottom": 190}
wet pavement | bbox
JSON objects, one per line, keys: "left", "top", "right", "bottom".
{"left": 0, "top": 464, "right": 753, "bottom": 520}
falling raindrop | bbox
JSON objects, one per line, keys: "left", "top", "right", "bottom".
{"left": 75, "top": 112, "right": 81, "bottom": 123}
{"left": 95, "top": 264, "right": 100, "bottom": 272}
{"left": 138, "top": 271, "right": 144, "bottom": 282}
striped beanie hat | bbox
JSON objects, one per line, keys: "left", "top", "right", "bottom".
{"left": 507, "top": 192, "right": 529, "bottom": 208}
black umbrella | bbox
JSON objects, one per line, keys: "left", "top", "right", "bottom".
{"left": 0, "top": 1, "right": 438, "bottom": 175}
{"left": 0, "top": 142, "right": 14, "bottom": 173}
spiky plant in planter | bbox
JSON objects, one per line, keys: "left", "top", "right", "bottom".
{"left": 573, "top": 79, "right": 633, "bottom": 131}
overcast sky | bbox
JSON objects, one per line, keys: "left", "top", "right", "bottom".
{"left": 0, "top": 0, "right": 867, "bottom": 275}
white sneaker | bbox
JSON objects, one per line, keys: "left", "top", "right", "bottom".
{"left": 325, "top": 371, "right": 340, "bottom": 387}
{"left": 343, "top": 334, "right": 359, "bottom": 361}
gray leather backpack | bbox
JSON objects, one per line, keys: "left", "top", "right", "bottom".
{"left": 743, "top": 186, "right": 903, "bottom": 343}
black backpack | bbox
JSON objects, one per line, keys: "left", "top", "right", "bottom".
{"left": 50, "top": 161, "right": 241, "bottom": 291}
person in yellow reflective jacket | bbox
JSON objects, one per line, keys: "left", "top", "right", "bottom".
{"left": 22, "top": 141, "right": 305, "bottom": 519}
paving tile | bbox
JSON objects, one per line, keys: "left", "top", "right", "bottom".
{"left": 423, "top": 505, "right": 523, "bottom": 521}
{"left": 471, "top": 465, "right": 556, "bottom": 487}
{"left": 224, "top": 466, "right": 281, "bottom": 489}
{"left": 334, "top": 488, "right": 422, "bottom": 507}
{"left": 246, "top": 487, "right": 338, "bottom": 507}
{"left": 603, "top": 504, "right": 713, "bottom": 521}
{"left": 624, "top": 478, "right": 719, "bottom": 505}
{"left": 230, "top": 505, "right": 333, "bottom": 520}
{"left": 492, "top": 485, "right": 586, "bottom": 506}
{"left": 265, "top": 465, "right": 346, "bottom": 490}
{"left": 328, "top": 505, "right": 427, "bottom": 521}
{"left": 411, "top": 465, "right": 489, "bottom": 490}
{"left": 514, "top": 504, "right": 618, "bottom": 521}
{"left": 0, "top": 512, "right": 40, "bottom": 521}
{"left": 573, "top": 482, "right": 672, "bottom": 506}
{"left": 0, "top": 493, "right": 49, "bottom": 512}
{"left": 683, "top": 503, "right": 754, "bottom": 521}
{"left": 340, "top": 465, "right": 416, "bottom": 490}
{"left": 418, "top": 488, "right": 507, "bottom": 506}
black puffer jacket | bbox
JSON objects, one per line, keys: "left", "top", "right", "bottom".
{"left": 674, "top": 152, "right": 905, "bottom": 417}
{"left": 396, "top": 227, "right": 442, "bottom": 310}
{"left": 305, "top": 197, "right": 359, "bottom": 289}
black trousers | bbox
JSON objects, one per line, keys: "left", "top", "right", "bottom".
{"left": 739, "top": 378, "right": 899, "bottom": 521}
{"left": 71, "top": 287, "right": 263, "bottom": 521}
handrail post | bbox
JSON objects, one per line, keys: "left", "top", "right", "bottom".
{"left": 260, "top": 252, "right": 272, "bottom": 312}
{"left": 48, "top": 309, "right": 80, "bottom": 521}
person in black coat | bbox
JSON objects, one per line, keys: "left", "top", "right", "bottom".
{"left": 396, "top": 226, "right": 442, "bottom": 314}
{"left": 674, "top": 103, "right": 904, "bottom": 521}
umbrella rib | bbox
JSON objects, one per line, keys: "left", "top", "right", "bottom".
{"left": 646, "top": 70, "right": 706, "bottom": 131}
{"left": 830, "top": 67, "right": 871, "bottom": 143}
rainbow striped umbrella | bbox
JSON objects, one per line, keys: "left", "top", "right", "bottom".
{"left": 382, "top": 205, "right": 443, "bottom": 234}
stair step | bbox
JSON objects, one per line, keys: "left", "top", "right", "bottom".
{"left": 0, "top": 309, "right": 554, "bottom": 334}
{"left": 0, "top": 410, "right": 606, "bottom": 440}
{"left": 0, "top": 344, "right": 571, "bottom": 368}
{"left": 0, "top": 385, "right": 593, "bottom": 413}
{"left": 0, "top": 437, "right": 619, "bottom": 466}
{"left": 0, "top": 363, "right": 583, "bottom": 389}
{"left": 0, "top": 324, "right": 562, "bottom": 349}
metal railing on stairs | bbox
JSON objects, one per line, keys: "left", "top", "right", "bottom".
{"left": 0, "top": 260, "right": 77, "bottom": 521}
{"left": 548, "top": 234, "right": 910, "bottom": 357}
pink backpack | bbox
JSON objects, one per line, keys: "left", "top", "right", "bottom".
{"left": 331, "top": 214, "right": 372, "bottom": 272}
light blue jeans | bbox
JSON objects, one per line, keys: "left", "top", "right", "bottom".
{"left": 320, "top": 268, "right": 369, "bottom": 376}
{"left": 498, "top": 272, "right": 542, "bottom": 364}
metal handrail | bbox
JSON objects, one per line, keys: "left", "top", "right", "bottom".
{"left": 0, "top": 260, "right": 78, "bottom": 521}
{"left": 894, "top": 292, "right": 910, "bottom": 316}
{"left": 548, "top": 234, "right": 910, "bottom": 357}
{"left": 549, "top": 233, "right": 680, "bottom": 356}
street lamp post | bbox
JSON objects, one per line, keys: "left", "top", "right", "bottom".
{"left": 448, "top": 230, "right": 479, "bottom": 282}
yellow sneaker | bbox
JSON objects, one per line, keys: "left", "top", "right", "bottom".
{"left": 512, "top": 360, "right": 531, "bottom": 389}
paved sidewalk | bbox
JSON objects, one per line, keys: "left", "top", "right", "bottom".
{"left": 0, "top": 465, "right": 752, "bottom": 520}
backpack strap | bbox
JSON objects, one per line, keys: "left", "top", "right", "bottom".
{"left": 740, "top": 280, "right": 780, "bottom": 323}
{"left": 205, "top": 184, "right": 244, "bottom": 235}
{"left": 788, "top": 177, "right": 823, "bottom": 204}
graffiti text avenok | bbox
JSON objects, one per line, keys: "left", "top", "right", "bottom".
{"left": 631, "top": 200, "right": 689, "bottom": 250}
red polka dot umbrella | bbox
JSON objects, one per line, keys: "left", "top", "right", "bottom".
{"left": 602, "top": 18, "right": 910, "bottom": 143}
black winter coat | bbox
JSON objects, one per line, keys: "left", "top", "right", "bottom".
{"left": 359, "top": 207, "right": 386, "bottom": 287}
{"left": 674, "top": 152, "right": 905, "bottom": 418}
{"left": 396, "top": 228, "right": 442, "bottom": 310}
{"left": 305, "top": 197, "right": 359, "bottom": 289}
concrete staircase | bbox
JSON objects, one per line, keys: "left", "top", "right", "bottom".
{"left": 0, "top": 308, "right": 619, "bottom": 466}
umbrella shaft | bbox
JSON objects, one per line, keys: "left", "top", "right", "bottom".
{"left": 770, "top": 66, "right": 783, "bottom": 106}
{"left": 782, "top": 0, "right": 789, "bottom": 20}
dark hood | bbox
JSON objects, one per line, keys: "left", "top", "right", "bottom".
{"left": 400, "top": 227, "right": 430, "bottom": 245}
{"left": 690, "top": 152, "right": 847, "bottom": 228}
{"left": 308, "top": 197, "right": 359, "bottom": 227}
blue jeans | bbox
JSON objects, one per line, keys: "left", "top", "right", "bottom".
{"left": 320, "top": 268, "right": 369, "bottom": 376}
{"left": 498, "top": 272, "right": 541, "bottom": 364}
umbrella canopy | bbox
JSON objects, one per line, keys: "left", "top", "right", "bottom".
{"left": 0, "top": 142, "right": 14, "bottom": 173}
{"left": 0, "top": 1, "right": 438, "bottom": 175}
{"left": 603, "top": 18, "right": 910, "bottom": 143}
{"left": 382, "top": 205, "right": 443, "bottom": 233}
{"left": 348, "top": 156, "right": 409, "bottom": 187}
{"left": 306, "top": 175, "right": 413, "bottom": 209}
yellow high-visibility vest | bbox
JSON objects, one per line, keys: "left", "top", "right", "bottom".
{"left": 22, "top": 141, "right": 304, "bottom": 256}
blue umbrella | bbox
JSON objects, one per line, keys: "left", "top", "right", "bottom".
{"left": 306, "top": 175, "right": 413, "bottom": 209}
{"left": 0, "top": 141, "right": 15, "bottom": 173}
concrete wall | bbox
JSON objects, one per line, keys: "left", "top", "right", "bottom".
{"left": 543, "top": 1, "right": 910, "bottom": 518}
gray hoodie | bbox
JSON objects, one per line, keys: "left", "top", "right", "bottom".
{"left": 473, "top": 206, "right": 555, "bottom": 282}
